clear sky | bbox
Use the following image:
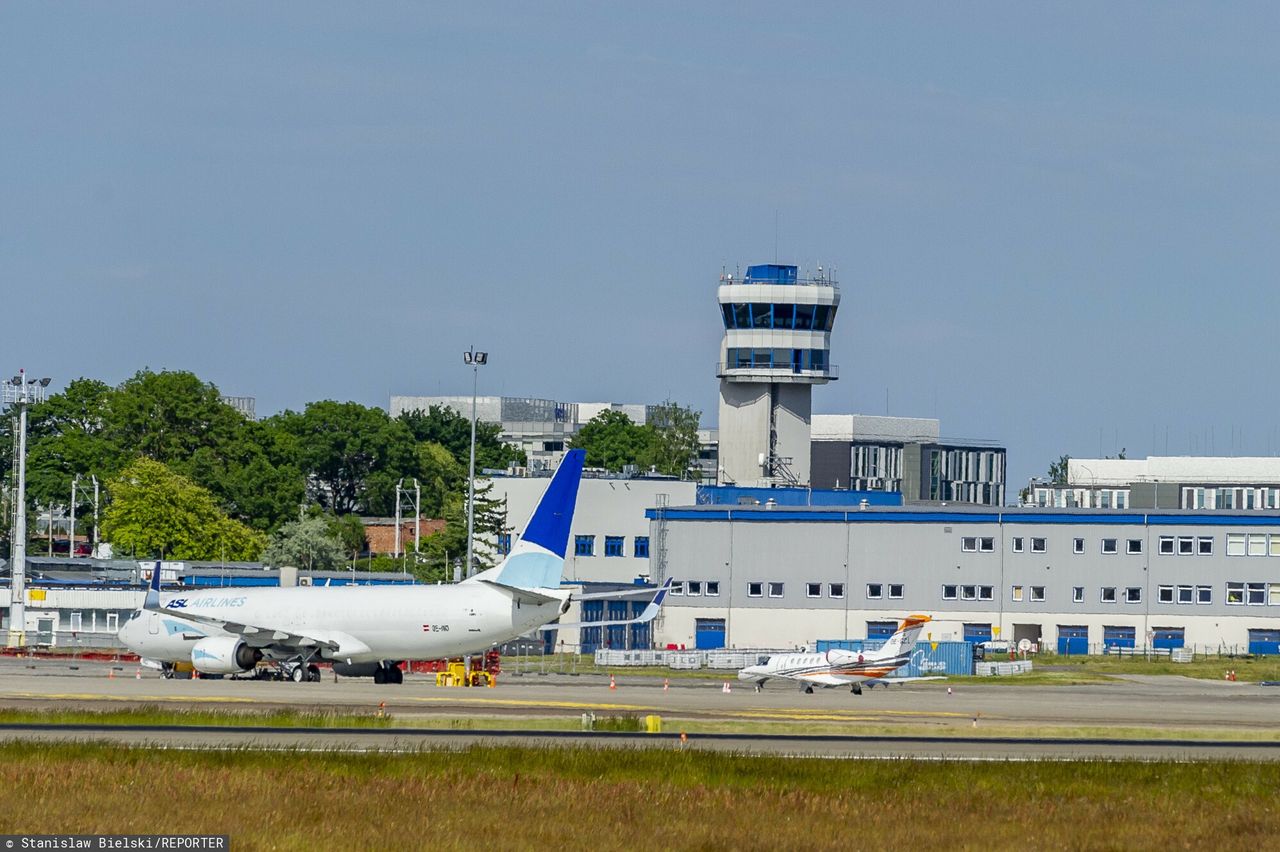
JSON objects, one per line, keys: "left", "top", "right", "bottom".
{"left": 4, "top": 4, "right": 1279, "bottom": 495}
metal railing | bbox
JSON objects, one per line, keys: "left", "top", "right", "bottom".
{"left": 717, "top": 363, "right": 839, "bottom": 380}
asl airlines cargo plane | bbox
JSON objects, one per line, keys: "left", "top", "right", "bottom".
{"left": 118, "top": 449, "right": 667, "bottom": 684}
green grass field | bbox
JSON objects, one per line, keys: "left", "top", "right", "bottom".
{"left": 0, "top": 743, "right": 1275, "bottom": 850}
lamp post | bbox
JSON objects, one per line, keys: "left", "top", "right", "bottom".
{"left": 463, "top": 347, "right": 488, "bottom": 580}
{"left": 3, "top": 370, "right": 51, "bottom": 647}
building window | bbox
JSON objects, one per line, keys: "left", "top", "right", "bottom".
{"left": 828, "top": 583, "right": 844, "bottom": 599}
{"left": 1271, "top": 537, "right": 1280, "bottom": 558}
{"left": 747, "top": 582, "right": 763, "bottom": 598}
{"left": 1177, "top": 585, "right": 1193, "bottom": 604}
{"left": 1011, "top": 585, "right": 1024, "bottom": 602}
{"left": 1198, "top": 537, "right": 1214, "bottom": 556}
{"left": 497, "top": 534, "right": 512, "bottom": 556}
{"left": 1101, "top": 539, "right": 1118, "bottom": 555}
{"left": 1247, "top": 582, "right": 1266, "bottom": 605}
{"left": 1125, "top": 587, "right": 1142, "bottom": 603}
{"left": 1127, "top": 539, "right": 1143, "bottom": 555}
{"left": 1227, "top": 582, "right": 1244, "bottom": 605}
{"left": 69, "top": 612, "right": 82, "bottom": 632}
{"left": 961, "top": 585, "right": 977, "bottom": 601}
{"left": 1248, "top": 535, "right": 1267, "bottom": 557}
{"left": 1158, "top": 585, "right": 1174, "bottom": 604}
{"left": 1030, "top": 586, "right": 1045, "bottom": 602}
{"left": 1011, "top": 537, "right": 1024, "bottom": 553}
{"left": 806, "top": 582, "right": 822, "bottom": 598}
{"left": 1269, "top": 583, "right": 1280, "bottom": 606}
{"left": 1101, "top": 587, "right": 1117, "bottom": 603}
{"left": 962, "top": 537, "right": 977, "bottom": 552}
{"left": 979, "top": 537, "right": 995, "bottom": 553}
{"left": 634, "top": 537, "right": 650, "bottom": 558}
{"left": 1073, "top": 586, "right": 1084, "bottom": 603}
{"left": 942, "top": 585, "right": 958, "bottom": 600}
{"left": 1179, "top": 537, "right": 1195, "bottom": 555}
{"left": 888, "top": 583, "right": 904, "bottom": 599}
{"left": 686, "top": 581, "right": 702, "bottom": 596}
{"left": 866, "top": 583, "right": 883, "bottom": 599}
{"left": 604, "top": 536, "right": 625, "bottom": 557}
{"left": 1197, "top": 585, "right": 1212, "bottom": 605}
{"left": 574, "top": 535, "right": 595, "bottom": 557}
{"left": 106, "top": 612, "right": 118, "bottom": 633}
{"left": 1073, "top": 538, "right": 1085, "bottom": 554}
{"left": 979, "top": 585, "right": 994, "bottom": 601}
{"left": 1159, "top": 536, "right": 1175, "bottom": 555}
{"left": 1031, "top": 538, "right": 1047, "bottom": 553}
{"left": 705, "top": 581, "right": 720, "bottom": 597}
{"left": 670, "top": 581, "right": 685, "bottom": 596}
{"left": 1227, "top": 534, "right": 1246, "bottom": 557}
{"left": 768, "top": 582, "right": 785, "bottom": 598}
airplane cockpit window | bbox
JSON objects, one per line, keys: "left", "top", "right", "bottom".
{"left": 758, "top": 656, "right": 771, "bottom": 665}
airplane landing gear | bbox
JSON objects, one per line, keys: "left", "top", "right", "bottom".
{"left": 373, "top": 663, "right": 403, "bottom": 685}
{"left": 850, "top": 683, "right": 862, "bottom": 695}
{"left": 803, "top": 684, "right": 814, "bottom": 694}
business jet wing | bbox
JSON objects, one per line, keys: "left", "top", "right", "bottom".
{"left": 543, "top": 578, "right": 672, "bottom": 629}
{"left": 870, "top": 675, "right": 947, "bottom": 685}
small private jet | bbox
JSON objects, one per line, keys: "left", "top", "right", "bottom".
{"left": 737, "top": 614, "right": 936, "bottom": 694}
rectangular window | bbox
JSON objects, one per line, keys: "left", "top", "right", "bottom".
{"left": 1227, "top": 534, "right": 1246, "bottom": 557}
{"left": 806, "top": 582, "right": 822, "bottom": 598}
{"left": 1101, "top": 587, "right": 1117, "bottom": 603}
{"left": 1227, "top": 582, "right": 1244, "bottom": 605}
{"left": 1031, "top": 538, "right": 1047, "bottom": 553}
{"left": 1011, "top": 537, "right": 1024, "bottom": 553}
{"left": 959, "top": 584, "right": 975, "bottom": 601}
{"left": 1177, "top": 585, "right": 1193, "bottom": 604}
{"left": 1158, "top": 536, "right": 1175, "bottom": 555}
{"left": 1011, "top": 585, "right": 1024, "bottom": 602}
{"left": 1179, "top": 537, "right": 1195, "bottom": 555}
{"left": 1198, "top": 537, "right": 1214, "bottom": 556}
{"left": 888, "top": 583, "right": 904, "bottom": 599}
{"left": 962, "top": 537, "right": 977, "bottom": 552}
{"left": 1157, "top": 585, "right": 1174, "bottom": 604}
{"left": 634, "top": 536, "right": 650, "bottom": 558}
{"left": 1247, "top": 582, "right": 1266, "bottom": 605}
{"left": 1101, "top": 538, "right": 1118, "bottom": 554}
{"left": 604, "top": 536, "right": 625, "bottom": 557}
{"left": 705, "top": 581, "right": 720, "bottom": 597}
{"left": 1127, "top": 539, "right": 1143, "bottom": 555}
{"left": 106, "top": 613, "right": 118, "bottom": 633}
{"left": 979, "top": 537, "right": 995, "bottom": 552}
{"left": 1073, "top": 586, "right": 1084, "bottom": 603}
{"left": 768, "top": 582, "right": 784, "bottom": 598}
{"left": 1269, "top": 583, "right": 1280, "bottom": 606}
{"left": 747, "top": 582, "right": 763, "bottom": 598}
{"left": 1073, "top": 538, "right": 1085, "bottom": 554}
{"left": 1271, "top": 537, "right": 1280, "bottom": 558}
{"left": 942, "top": 584, "right": 958, "bottom": 600}
{"left": 1031, "top": 586, "right": 1045, "bottom": 602}
{"left": 574, "top": 535, "right": 595, "bottom": 557}
{"left": 686, "top": 581, "right": 702, "bottom": 597}
{"left": 69, "top": 612, "right": 82, "bottom": 632}
{"left": 670, "top": 581, "right": 685, "bottom": 596}
{"left": 497, "top": 534, "right": 512, "bottom": 556}
{"left": 1248, "top": 535, "right": 1267, "bottom": 557}
{"left": 866, "top": 583, "right": 883, "bottom": 599}
{"left": 828, "top": 583, "right": 844, "bottom": 599}
{"left": 1197, "top": 585, "right": 1212, "bottom": 605}
{"left": 1125, "top": 587, "right": 1142, "bottom": 604}
{"left": 979, "top": 585, "right": 994, "bottom": 601}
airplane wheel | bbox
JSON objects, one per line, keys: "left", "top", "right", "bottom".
{"left": 307, "top": 665, "right": 321, "bottom": 682}
{"left": 391, "top": 667, "right": 403, "bottom": 684}
{"left": 804, "top": 685, "right": 814, "bottom": 694}
{"left": 373, "top": 668, "right": 387, "bottom": 685}
{"left": 851, "top": 684, "right": 862, "bottom": 695}
{"left": 291, "top": 666, "right": 305, "bottom": 683}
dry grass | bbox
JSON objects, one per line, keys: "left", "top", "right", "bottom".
{"left": 0, "top": 743, "right": 1275, "bottom": 850}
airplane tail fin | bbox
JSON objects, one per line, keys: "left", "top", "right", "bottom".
{"left": 876, "top": 614, "right": 931, "bottom": 659}
{"left": 143, "top": 562, "right": 163, "bottom": 611}
{"left": 470, "top": 449, "right": 585, "bottom": 591}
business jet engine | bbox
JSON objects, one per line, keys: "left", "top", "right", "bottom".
{"left": 190, "top": 636, "right": 262, "bottom": 674}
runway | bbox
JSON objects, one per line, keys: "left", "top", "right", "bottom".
{"left": 0, "top": 657, "right": 1276, "bottom": 759}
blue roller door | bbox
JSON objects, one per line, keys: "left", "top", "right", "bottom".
{"left": 1103, "top": 626, "right": 1136, "bottom": 651}
{"left": 1248, "top": 629, "right": 1280, "bottom": 655}
{"left": 1152, "top": 628, "right": 1184, "bottom": 650}
{"left": 579, "top": 601, "right": 604, "bottom": 654}
{"left": 963, "top": 623, "right": 992, "bottom": 644}
{"left": 695, "top": 618, "right": 726, "bottom": 650}
{"left": 1057, "top": 625, "right": 1088, "bottom": 655}
{"left": 867, "top": 621, "right": 897, "bottom": 639}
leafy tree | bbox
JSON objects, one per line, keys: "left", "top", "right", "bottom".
{"left": 104, "top": 370, "right": 245, "bottom": 466}
{"left": 641, "top": 401, "right": 702, "bottom": 479}
{"left": 416, "top": 480, "right": 508, "bottom": 581}
{"left": 416, "top": 442, "right": 465, "bottom": 516}
{"left": 101, "top": 458, "right": 266, "bottom": 560}
{"left": 327, "top": 513, "right": 368, "bottom": 561}
{"left": 398, "top": 405, "right": 526, "bottom": 471}
{"left": 262, "top": 516, "right": 346, "bottom": 571}
{"left": 1048, "top": 455, "right": 1070, "bottom": 485}
{"left": 569, "top": 409, "right": 651, "bottom": 472}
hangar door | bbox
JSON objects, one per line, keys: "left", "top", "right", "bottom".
{"left": 1103, "top": 626, "right": 1136, "bottom": 651}
{"left": 963, "top": 623, "right": 993, "bottom": 644}
{"left": 1248, "top": 628, "right": 1280, "bottom": 655}
{"left": 1057, "top": 625, "right": 1088, "bottom": 655}
{"left": 695, "top": 618, "right": 726, "bottom": 650}
{"left": 866, "top": 621, "right": 897, "bottom": 640}
{"left": 1152, "top": 627, "right": 1184, "bottom": 650}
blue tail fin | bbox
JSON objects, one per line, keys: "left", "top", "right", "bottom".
{"left": 144, "top": 562, "right": 163, "bottom": 610}
{"left": 475, "top": 449, "right": 585, "bottom": 590}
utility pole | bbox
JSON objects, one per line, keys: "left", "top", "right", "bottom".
{"left": 4, "top": 370, "right": 51, "bottom": 647}
{"left": 463, "top": 347, "right": 488, "bottom": 579}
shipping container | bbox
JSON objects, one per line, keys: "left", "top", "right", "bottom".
{"left": 815, "top": 639, "right": 974, "bottom": 678}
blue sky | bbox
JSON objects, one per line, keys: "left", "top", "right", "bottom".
{"left": 3, "top": 4, "right": 1279, "bottom": 493}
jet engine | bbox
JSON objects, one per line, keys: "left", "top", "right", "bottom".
{"left": 332, "top": 662, "right": 380, "bottom": 678}
{"left": 190, "top": 636, "right": 262, "bottom": 674}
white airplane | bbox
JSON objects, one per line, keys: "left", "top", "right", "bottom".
{"left": 737, "top": 614, "right": 936, "bottom": 694}
{"left": 117, "top": 449, "right": 669, "bottom": 684}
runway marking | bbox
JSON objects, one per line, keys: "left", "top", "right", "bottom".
{"left": 403, "top": 697, "right": 660, "bottom": 712}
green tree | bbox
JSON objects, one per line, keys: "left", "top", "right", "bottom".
{"left": 416, "top": 480, "right": 508, "bottom": 581}
{"left": 262, "top": 516, "right": 346, "bottom": 571}
{"left": 1048, "top": 455, "right": 1071, "bottom": 485}
{"left": 416, "top": 442, "right": 465, "bottom": 516}
{"left": 641, "top": 401, "right": 702, "bottom": 479}
{"left": 327, "top": 513, "right": 368, "bottom": 562}
{"left": 104, "top": 370, "right": 245, "bottom": 466}
{"left": 398, "top": 405, "right": 526, "bottom": 471}
{"left": 569, "top": 409, "right": 651, "bottom": 472}
{"left": 101, "top": 458, "right": 266, "bottom": 560}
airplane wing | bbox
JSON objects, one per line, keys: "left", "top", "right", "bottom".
{"left": 800, "top": 674, "right": 850, "bottom": 687}
{"left": 870, "top": 676, "right": 948, "bottom": 685}
{"left": 543, "top": 578, "right": 672, "bottom": 629}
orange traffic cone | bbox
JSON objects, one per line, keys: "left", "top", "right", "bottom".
{"left": 108, "top": 668, "right": 115, "bottom": 679}
{"left": 609, "top": 674, "right": 616, "bottom": 690}
{"left": 663, "top": 678, "right": 669, "bottom": 692}
{"left": 135, "top": 667, "right": 141, "bottom": 680}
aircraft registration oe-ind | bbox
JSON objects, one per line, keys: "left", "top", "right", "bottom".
{"left": 736, "top": 614, "right": 940, "bottom": 694}
{"left": 117, "top": 449, "right": 669, "bottom": 684}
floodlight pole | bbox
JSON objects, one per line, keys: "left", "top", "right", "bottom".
{"left": 4, "top": 370, "right": 50, "bottom": 647}
{"left": 463, "top": 347, "right": 488, "bottom": 580}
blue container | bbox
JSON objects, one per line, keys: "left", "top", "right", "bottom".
{"left": 816, "top": 639, "right": 974, "bottom": 678}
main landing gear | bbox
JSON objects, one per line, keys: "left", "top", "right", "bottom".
{"left": 801, "top": 683, "right": 814, "bottom": 694}
{"left": 850, "top": 683, "right": 863, "bottom": 695}
{"left": 291, "top": 663, "right": 322, "bottom": 683}
{"left": 372, "top": 663, "right": 404, "bottom": 685}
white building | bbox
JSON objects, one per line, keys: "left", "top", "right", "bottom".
{"left": 1029, "top": 456, "right": 1280, "bottom": 511}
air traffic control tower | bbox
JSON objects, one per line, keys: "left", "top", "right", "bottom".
{"left": 716, "top": 263, "right": 839, "bottom": 486}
